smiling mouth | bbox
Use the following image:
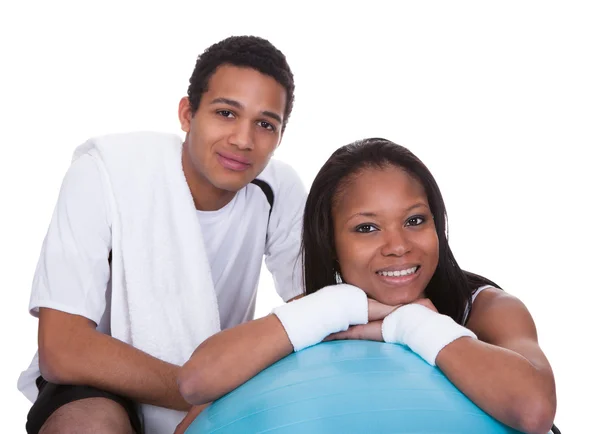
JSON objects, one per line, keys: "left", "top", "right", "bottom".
{"left": 216, "top": 153, "right": 251, "bottom": 171}
{"left": 376, "top": 266, "right": 420, "bottom": 277}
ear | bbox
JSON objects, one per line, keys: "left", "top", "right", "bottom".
{"left": 178, "top": 97, "right": 192, "bottom": 133}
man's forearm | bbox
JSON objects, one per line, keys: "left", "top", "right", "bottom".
{"left": 41, "top": 326, "right": 191, "bottom": 411}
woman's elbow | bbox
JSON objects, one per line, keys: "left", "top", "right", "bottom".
{"left": 178, "top": 362, "right": 213, "bottom": 406}
{"left": 515, "top": 396, "right": 556, "bottom": 434}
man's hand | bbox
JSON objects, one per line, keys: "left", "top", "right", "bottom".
{"left": 173, "top": 404, "right": 210, "bottom": 434}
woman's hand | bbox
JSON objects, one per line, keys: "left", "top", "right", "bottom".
{"left": 323, "top": 319, "right": 385, "bottom": 341}
{"left": 324, "top": 298, "right": 404, "bottom": 342}
{"left": 324, "top": 298, "right": 438, "bottom": 343}
{"left": 367, "top": 298, "right": 403, "bottom": 321}
{"left": 173, "top": 404, "right": 209, "bottom": 434}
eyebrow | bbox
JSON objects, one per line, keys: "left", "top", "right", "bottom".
{"left": 345, "top": 203, "right": 429, "bottom": 224}
{"left": 210, "top": 97, "right": 282, "bottom": 124}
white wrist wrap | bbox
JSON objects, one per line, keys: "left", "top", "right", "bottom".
{"left": 381, "top": 304, "right": 477, "bottom": 366}
{"left": 273, "top": 284, "right": 368, "bottom": 352}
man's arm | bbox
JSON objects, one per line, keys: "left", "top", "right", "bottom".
{"left": 39, "top": 308, "right": 191, "bottom": 410}
{"left": 31, "top": 154, "right": 189, "bottom": 410}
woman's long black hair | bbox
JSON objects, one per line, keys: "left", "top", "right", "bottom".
{"left": 301, "top": 138, "right": 500, "bottom": 324}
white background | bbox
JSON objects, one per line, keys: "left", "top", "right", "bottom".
{"left": 1, "top": 1, "right": 598, "bottom": 432}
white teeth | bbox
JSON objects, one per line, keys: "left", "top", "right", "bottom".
{"left": 378, "top": 266, "right": 418, "bottom": 277}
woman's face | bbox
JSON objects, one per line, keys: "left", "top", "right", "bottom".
{"left": 332, "top": 165, "right": 439, "bottom": 306}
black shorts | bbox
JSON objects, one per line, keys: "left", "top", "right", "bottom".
{"left": 25, "top": 376, "right": 143, "bottom": 434}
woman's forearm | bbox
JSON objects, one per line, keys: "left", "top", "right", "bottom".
{"left": 436, "top": 337, "right": 556, "bottom": 434}
{"left": 178, "top": 314, "right": 293, "bottom": 405}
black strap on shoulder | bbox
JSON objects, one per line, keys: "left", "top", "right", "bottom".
{"left": 250, "top": 179, "right": 274, "bottom": 218}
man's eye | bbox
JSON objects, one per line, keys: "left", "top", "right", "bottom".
{"left": 258, "top": 120, "right": 275, "bottom": 131}
{"left": 217, "top": 110, "right": 234, "bottom": 118}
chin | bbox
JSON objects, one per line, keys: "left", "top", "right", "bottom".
{"left": 212, "top": 175, "right": 252, "bottom": 192}
{"left": 371, "top": 288, "right": 423, "bottom": 307}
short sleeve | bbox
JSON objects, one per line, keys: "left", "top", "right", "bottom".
{"left": 263, "top": 161, "right": 307, "bottom": 302}
{"left": 28, "top": 154, "right": 112, "bottom": 325}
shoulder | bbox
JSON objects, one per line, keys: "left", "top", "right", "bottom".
{"left": 62, "top": 153, "right": 105, "bottom": 194}
{"left": 55, "top": 153, "right": 111, "bottom": 226}
{"left": 255, "top": 158, "right": 307, "bottom": 196}
{"left": 467, "top": 287, "right": 538, "bottom": 345}
{"left": 470, "top": 286, "right": 522, "bottom": 314}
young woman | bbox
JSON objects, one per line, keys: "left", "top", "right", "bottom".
{"left": 178, "top": 138, "right": 557, "bottom": 434}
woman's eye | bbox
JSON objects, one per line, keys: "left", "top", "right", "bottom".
{"left": 217, "top": 110, "right": 234, "bottom": 118}
{"left": 406, "top": 216, "right": 425, "bottom": 227}
{"left": 258, "top": 120, "right": 275, "bottom": 131}
{"left": 355, "top": 224, "right": 378, "bottom": 233}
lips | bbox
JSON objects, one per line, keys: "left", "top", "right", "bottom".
{"left": 376, "top": 264, "right": 420, "bottom": 274}
{"left": 216, "top": 152, "right": 251, "bottom": 172}
{"left": 375, "top": 265, "right": 421, "bottom": 286}
{"left": 377, "top": 266, "right": 419, "bottom": 277}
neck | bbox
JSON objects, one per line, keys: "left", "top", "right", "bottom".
{"left": 181, "top": 145, "right": 236, "bottom": 211}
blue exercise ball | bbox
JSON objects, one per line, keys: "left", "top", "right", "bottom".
{"left": 186, "top": 340, "right": 522, "bottom": 433}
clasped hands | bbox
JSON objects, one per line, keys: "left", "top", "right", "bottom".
{"left": 323, "top": 296, "right": 438, "bottom": 343}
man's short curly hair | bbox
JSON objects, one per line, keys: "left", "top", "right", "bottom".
{"left": 187, "top": 35, "right": 295, "bottom": 131}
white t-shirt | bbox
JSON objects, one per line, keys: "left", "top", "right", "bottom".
{"left": 18, "top": 152, "right": 307, "bottom": 403}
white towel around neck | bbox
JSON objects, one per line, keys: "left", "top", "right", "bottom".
{"left": 73, "top": 131, "right": 221, "bottom": 433}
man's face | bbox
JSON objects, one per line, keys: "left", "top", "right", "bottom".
{"left": 179, "top": 64, "right": 287, "bottom": 194}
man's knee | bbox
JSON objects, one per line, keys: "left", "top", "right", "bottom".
{"left": 38, "top": 397, "right": 134, "bottom": 434}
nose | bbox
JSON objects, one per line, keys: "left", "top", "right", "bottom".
{"left": 380, "top": 228, "right": 411, "bottom": 257}
{"left": 228, "top": 120, "right": 254, "bottom": 151}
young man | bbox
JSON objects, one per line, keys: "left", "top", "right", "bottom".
{"left": 18, "top": 35, "right": 306, "bottom": 434}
